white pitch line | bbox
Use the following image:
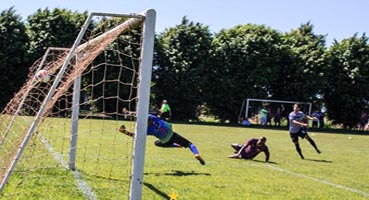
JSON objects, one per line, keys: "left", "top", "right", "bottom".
{"left": 38, "top": 134, "right": 97, "bottom": 200}
{"left": 251, "top": 162, "right": 369, "bottom": 198}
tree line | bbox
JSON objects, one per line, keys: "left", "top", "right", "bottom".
{"left": 1, "top": 7, "right": 369, "bottom": 128}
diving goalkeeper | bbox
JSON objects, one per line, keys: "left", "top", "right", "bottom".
{"left": 119, "top": 113, "right": 205, "bottom": 165}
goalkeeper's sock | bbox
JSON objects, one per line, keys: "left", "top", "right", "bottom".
{"left": 189, "top": 143, "right": 199, "bottom": 155}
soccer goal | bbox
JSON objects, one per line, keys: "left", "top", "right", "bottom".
{"left": 239, "top": 98, "right": 312, "bottom": 125}
{"left": 0, "top": 9, "right": 155, "bottom": 200}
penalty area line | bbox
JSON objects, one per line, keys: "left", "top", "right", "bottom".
{"left": 252, "top": 162, "right": 369, "bottom": 198}
{"left": 38, "top": 134, "right": 97, "bottom": 200}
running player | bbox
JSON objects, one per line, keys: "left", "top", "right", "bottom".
{"left": 289, "top": 103, "right": 321, "bottom": 159}
{"left": 119, "top": 113, "right": 205, "bottom": 165}
{"left": 228, "top": 137, "right": 270, "bottom": 162}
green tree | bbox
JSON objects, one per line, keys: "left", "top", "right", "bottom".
{"left": 275, "top": 22, "right": 327, "bottom": 109}
{"left": 0, "top": 7, "right": 30, "bottom": 109}
{"left": 27, "top": 8, "right": 87, "bottom": 59}
{"left": 323, "top": 34, "right": 369, "bottom": 128}
{"left": 206, "top": 24, "right": 284, "bottom": 122}
{"left": 153, "top": 17, "right": 214, "bottom": 120}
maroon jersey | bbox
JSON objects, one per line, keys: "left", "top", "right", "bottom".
{"left": 241, "top": 138, "right": 269, "bottom": 160}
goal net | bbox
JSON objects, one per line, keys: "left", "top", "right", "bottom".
{"left": 0, "top": 10, "right": 155, "bottom": 200}
{"left": 239, "top": 98, "right": 312, "bottom": 126}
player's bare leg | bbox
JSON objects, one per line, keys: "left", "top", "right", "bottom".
{"left": 231, "top": 144, "right": 243, "bottom": 153}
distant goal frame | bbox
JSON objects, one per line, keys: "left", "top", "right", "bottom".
{"left": 240, "top": 98, "right": 312, "bottom": 120}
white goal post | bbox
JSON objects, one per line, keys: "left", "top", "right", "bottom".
{"left": 241, "top": 98, "right": 312, "bottom": 121}
{"left": 0, "top": 9, "right": 156, "bottom": 200}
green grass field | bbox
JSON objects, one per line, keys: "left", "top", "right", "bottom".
{"left": 141, "top": 124, "right": 369, "bottom": 200}
{"left": 1, "top": 119, "right": 369, "bottom": 200}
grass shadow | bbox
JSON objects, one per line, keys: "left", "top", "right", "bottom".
{"left": 143, "top": 182, "right": 170, "bottom": 199}
{"left": 145, "top": 170, "right": 211, "bottom": 177}
{"left": 304, "top": 158, "right": 332, "bottom": 163}
{"left": 249, "top": 159, "right": 278, "bottom": 164}
{"left": 142, "top": 171, "right": 210, "bottom": 199}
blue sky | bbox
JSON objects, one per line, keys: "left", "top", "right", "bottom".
{"left": 1, "top": 0, "right": 368, "bottom": 46}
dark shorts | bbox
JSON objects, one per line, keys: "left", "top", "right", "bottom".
{"left": 239, "top": 150, "right": 251, "bottom": 159}
{"left": 155, "top": 132, "right": 192, "bottom": 148}
{"left": 290, "top": 128, "right": 308, "bottom": 142}
{"left": 160, "top": 112, "right": 171, "bottom": 119}
{"left": 231, "top": 144, "right": 252, "bottom": 159}
{"left": 312, "top": 121, "right": 318, "bottom": 127}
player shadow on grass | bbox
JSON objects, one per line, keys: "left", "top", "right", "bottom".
{"left": 304, "top": 158, "right": 332, "bottom": 163}
{"left": 249, "top": 159, "right": 278, "bottom": 164}
{"left": 142, "top": 171, "right": 210, "bottom": 198}
{"left": 144, "top": 170, "right": 211, "bottom": 177}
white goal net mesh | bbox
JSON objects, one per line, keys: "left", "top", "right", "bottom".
{"left": 0, "top": 12, "right": 150, "bottom": 199}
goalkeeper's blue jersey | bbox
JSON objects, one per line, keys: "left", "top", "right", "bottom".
{"left": 147, "top": 114, "right": 173, "bottom": 143}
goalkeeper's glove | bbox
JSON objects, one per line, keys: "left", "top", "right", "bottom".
{"left": 119, "top": 125, "right": 134, "bottom": 137}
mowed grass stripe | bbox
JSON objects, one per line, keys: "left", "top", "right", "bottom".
{"left": 38, "top": 133, "right": 97, "bottom": 200}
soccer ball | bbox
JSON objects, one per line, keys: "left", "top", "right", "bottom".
{"left": 35, "top": 69, "right": 51, "bottom": 83}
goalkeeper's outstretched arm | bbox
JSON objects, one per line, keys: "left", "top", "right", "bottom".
{"left": 119, "top": 125, "right": 135, "bottom": 137}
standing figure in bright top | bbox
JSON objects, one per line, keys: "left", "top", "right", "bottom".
{"left": 158, "top": 99, "right": 171, "bottom": 120}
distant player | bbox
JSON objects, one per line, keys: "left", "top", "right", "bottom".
{"left": 228, "top": 137, "right": 270, "bottom": 162}
{"left": 119, "top": 113, "right": 205, "bottom": 165}
{"left": 158, "top": 99, "right": 171, "bottom": 120}
{"left": 289, "top": 103, "right": 321, "bottom": 159}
